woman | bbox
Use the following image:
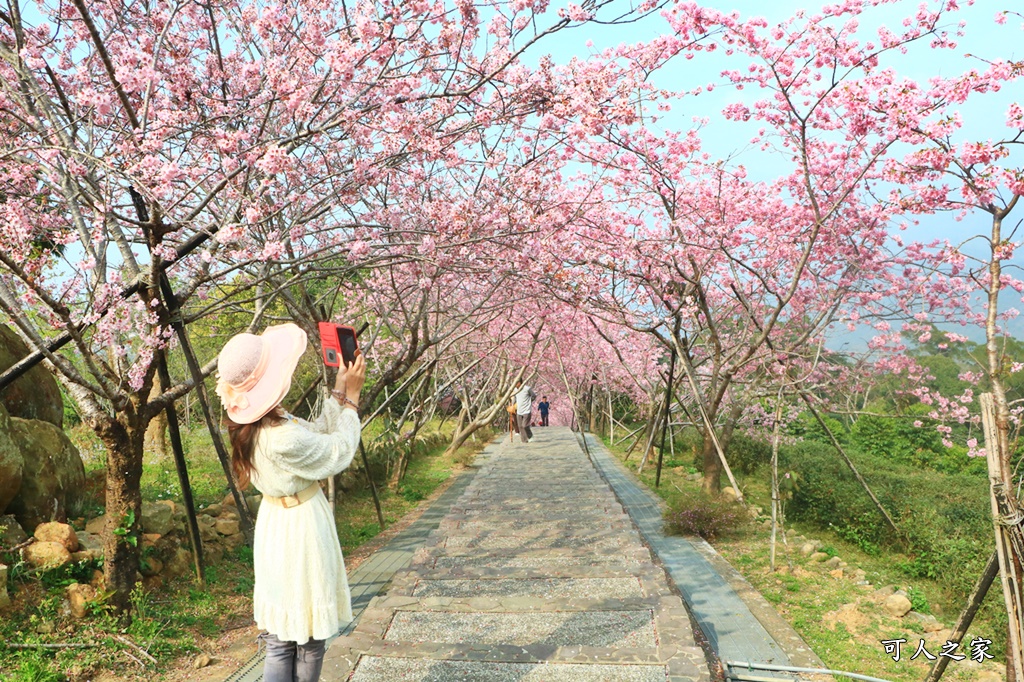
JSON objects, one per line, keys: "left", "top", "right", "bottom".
{"left": 216, "top": 323, "right": 365, "bottom": 682}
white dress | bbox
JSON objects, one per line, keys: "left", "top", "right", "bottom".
{"left": 250, "top": 397, "right": 361, "bottom": 645}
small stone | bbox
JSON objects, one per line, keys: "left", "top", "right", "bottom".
{"left": 825, "top": 556, "right": 842, "bottom": 568}
{"left": 215, "top": 519, "right": 240, "bottom": 536}
{"left": 140, "top": 557, "right": 163, "bottom": 577}
{"left": 76, "top": 531, "right": 103, "bottom": 553}
{"left": 222, "top": 493, "right": 237, "bottom": 507}
{"left": 809, "top": 552, "right": 829, "bottom": 562}
{"left": 142, "top": 575, "right": 164, "bottom": 591}
{"left": 85, "top": 515, "right": 106, "bottom": 535}
{"left": 747, "top": 505, "right": 763, "bottom": 519}
{"left": 35, "top": 619, "right": 55, "bottom": 634}
{"left": 142, "top": 533, "right": 162, "bottom": 548}
{"left": 89, "top": 570, "right": 105, "bottom": 590}
{"left": 221, "top": 532, "right": 245, "bottom": 551}
{"left": 24, "top": 541, "right": 72, "bottom": 569}
{"left": 0, "top": 563, "right": 10, "bottom": 609}
{"left": 197, "top": 513, "right": 216, "bottom": 527}
{"left": 883, "top": 594, "right": 913, "bottom": 617}
{"left": 849, "top": 569, "right": 867, "bottom": 582}
{"left": 66, "top": 582, "right": 97, "bottom": 619}
{"left": 799, "top": 543, "right": 817, "bottom": 556}
{"left": 34, "top": 522, "right": 79, "bottom": 552}
{"left": 686, "top": 473, "right": 702, "bottom": 482}
{"left": 245, "top": 495, "right": 262, "bottom": 515}
{"left": 672, "top": 466, "right": 685, "bottom": 475}
{"left": 203, "top": 503, "right": 222, "bottom": 517}
{"left": 141, "top": 501, "right": 174, "bottom": 535}
{"left": 829, "top": 568, "right": 844, "bottom": 579}
{"left": 164, "top": 548, "right": 193, "bottom": 578}
{"left": 907, "top": 611, "right": 944, "bottom": 632}
{"left": 218, "top": 510, "right": 240, "bottom": 522}
{"left": 721, "top": 487, "right": 738, "bottom": 501}
{"left": 193, "top": 653, "right": 212, "bottom": 669}
{"left": 199, "top": 524, "right": 218, "bottom": 542}
{"left": 873, "top": 585, "right": 897, "bottom": 599}
{"left": 0, "top": 515, "right": 29, "bottom": 547}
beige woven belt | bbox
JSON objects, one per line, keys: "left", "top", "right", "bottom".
{"left": 263, "top": 482, "right": 320, "bottom": 509}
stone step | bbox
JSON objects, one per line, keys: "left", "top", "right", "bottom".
{"left": 383, "top": 609, "right": 658, "bottom": 648}
{"left": 437, "top": 533, "right": 643, "bottom": 553}
{"left": 410, "top": 576, "right": 644, "bottom": 599}
{"left": 438, "top": 517, "right": 631, "bottom": 533}
{"left": 412, "top": 544, "right": 651, "bottom": 567}
{"left": 348, "top": 657, "right": 669, "bottom": 682}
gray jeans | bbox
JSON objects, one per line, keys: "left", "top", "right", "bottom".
{"left": 516, "top": 413, "right": 533, "bottom": 443}
{"left": 261, "top": 633, "right": 326, "bottom": 682}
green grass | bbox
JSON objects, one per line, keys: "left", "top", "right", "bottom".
{"left": 3, "top": 418, "right": 491, "bottom": 681}
{"left": 600, "top": 431, "right": 1005, "bottom": 682}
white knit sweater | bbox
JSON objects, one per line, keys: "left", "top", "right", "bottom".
{"left": 250, "top": 397, "right": 361, "bottom": 644}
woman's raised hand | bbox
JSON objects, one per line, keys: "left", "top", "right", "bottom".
{"left": 335, "top": 351, "right": 366, "bottom": 406}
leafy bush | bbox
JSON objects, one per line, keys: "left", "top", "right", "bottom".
{"left": 664, "top": 493, "right": 748, "bottom": 540}
{"left": 779, "top": 439, "right": 992, "bottom": 596}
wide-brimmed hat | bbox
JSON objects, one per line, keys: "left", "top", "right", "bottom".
{"left": 215, "top": 323, "right": 307, "bottom": 424}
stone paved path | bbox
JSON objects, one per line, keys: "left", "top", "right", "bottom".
{"left": 322, "top": 427, "right": 710, "bottom": 681}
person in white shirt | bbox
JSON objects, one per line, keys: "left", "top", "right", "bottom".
{"left": 513, "top": 380, "right": 536, "bottom": 443}
{"left": 216, "top": 323, "right": 365, "bottom": 682}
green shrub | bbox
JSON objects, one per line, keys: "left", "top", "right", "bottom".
{"left": 664, "top": 493, "right": 748, "bottom": 540}
{"left": 726, "top": 431, "right": 772, "bottom": 475}
{"left": 779, "top": 439, "right": 992, "bottom": 596}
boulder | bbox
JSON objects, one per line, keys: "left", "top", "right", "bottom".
{"left": 872, "top": 585, "right": 898, "bottom": 599}
{"left": 0, "top": 563, "right": 9, "bottom": 609}
{"left": 721, "top": 486, "right": 738, "bottom": 501}
{"left": 799, "top": 543, "right": 817, "bottom": 556}
{"left": 0, "top": 514, "right": 28, "bottom": 547}
{"left": 5, "top": 416, "right": 85, "bottom": 532}
{"left": 203, "top": 503, "right": 222, "bottom": 517}
{"left": 141, "top": 501, "right": 175, "bottom": 535}
{"left": 0, "top": 324, "right": 63, "bottom": 428}
{"left": 825, "top": 556, "right": 842, "bottom": 569}
{"left": 65, "top": 582, "right": 97, "bottom": 619}
{"left": 215, "top": 518, "right": 240, "bottom": 536}
{"left": 0, "top": 406, "right": 23, "bottom": 514}
{"left": 34, "top": 521, "right": 78, "bottom": 552}
{"left": 829, "top": 568, "right": 844, "bottom": 579}
{"left": 883, "top": 594, "right": 913, "bottom": 617}
{"left": 193, "top": 654, "right": 212, "bottom": 669}
{"left": 23, "top": 540, "right": 71, "bottom": 569}
{"left": 245, "top": 495, "right": 262, "bottom": 515}
{"left": 809, "top": 552, "right": 829, "bottom": 562}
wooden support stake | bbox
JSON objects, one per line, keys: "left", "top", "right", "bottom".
{"left": 155, "top": 351, "right": 205, "bottom": 583}
{"left": 655, "top": 345, "right": 677, "bottom": 488}
{"left": 924, "top": 550, "right": 999, "bottom": 682}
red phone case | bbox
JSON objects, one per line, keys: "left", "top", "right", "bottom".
{"left": 318, "top": 322, "right": 357, "bottom": 367}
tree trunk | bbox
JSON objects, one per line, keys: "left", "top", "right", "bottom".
{"left": 97, "top": 417, "right": 144, "bottom": 621}
{"left": 700, "top": 426, "right": 721, "bottom": 494}
{"left": 143, "top": 375, "right": 167, "bottom": 458}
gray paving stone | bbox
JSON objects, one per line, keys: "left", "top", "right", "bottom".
{"left": 384, "top": 609, "right": 657, "bottom": 648}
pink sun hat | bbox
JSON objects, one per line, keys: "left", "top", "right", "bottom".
{"left": 215, "top": 323, "right": 308, "bottom": 424}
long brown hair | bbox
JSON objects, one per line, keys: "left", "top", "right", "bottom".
{"left": 227, "top": 406, "right": 285, "bottom": 489}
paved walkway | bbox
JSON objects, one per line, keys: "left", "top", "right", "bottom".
{"left": 322, "top": 427, "right": 711, "bottom": 681}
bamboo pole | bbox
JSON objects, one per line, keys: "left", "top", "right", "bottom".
{"left": 981, "top": 393, "right": 1024, "bottom": 682}
{"left": 655, "top": 345, "right": 678, "bottom": 488}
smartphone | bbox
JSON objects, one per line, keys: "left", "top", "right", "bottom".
{"left": 317, "top": 322, "right": 359, "bottom": 367}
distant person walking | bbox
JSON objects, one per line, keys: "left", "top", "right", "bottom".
{"left": 514, "top": 380, "right": 536, "bottom": 443}
{"left": 538, "top": 396, "right": 550, "bottom": 426}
